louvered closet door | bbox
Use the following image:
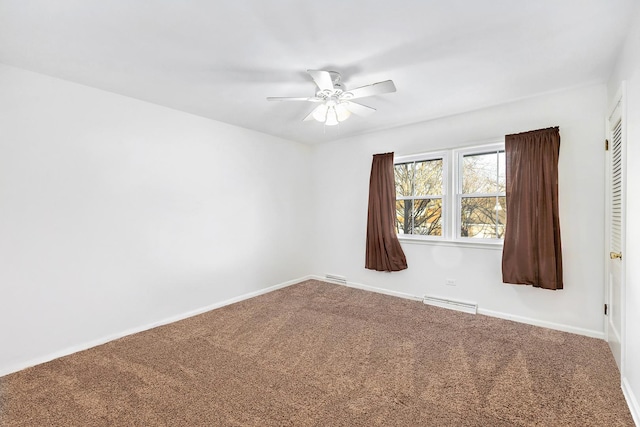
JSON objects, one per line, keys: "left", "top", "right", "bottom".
{"left": 607, "top": 114, "right": 624, "bottom": 369}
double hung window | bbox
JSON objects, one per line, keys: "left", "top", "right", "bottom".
{"left": 394, "top": 154, "right": 446, "bottom": 238}
{"left": 394, "top": 142, "right": 506, "bottom": 244}
{"left": 458, "top": 146, "right": 506, "bottom": 240}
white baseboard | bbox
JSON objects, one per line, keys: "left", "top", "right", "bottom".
{"left": 311, "top": 274, "right": 605, "bottom": 340}
{"left": 622, "top": 377, "right": 640, "bottom": 426}
{"left": 477, "top": 308, "right": 605, "bottom": 339}
{"left": 310, "top": 275, "right": 423, "bottom": 302}
{"left": 0, "top": 275, "right": 312, "bottom": 378}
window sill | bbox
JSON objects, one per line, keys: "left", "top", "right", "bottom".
{"left": 398, "top": 236, "right": 504, "bottom": 250}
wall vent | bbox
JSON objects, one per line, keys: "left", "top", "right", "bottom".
{"left": 325, "top": 274, "right": 347, "bottom": 285}
{"left": 423, "top": 295, "right": 477, "bottom": 315}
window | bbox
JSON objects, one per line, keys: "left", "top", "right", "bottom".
{"left": 394, "top": 155, "right": 445, "bottom": 237}
{"left": 394, "top": 142, "right": 506, "bottom": 244}
{"left": 457, "top": 147, "right": 506, "bottom": 239}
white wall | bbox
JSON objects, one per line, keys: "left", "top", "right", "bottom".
{"left": 608, "top": 4, "right": 640, "bottom": 422}
{"left": 0, "top": 63, "right": 312, "bottom": 375}
{"left": 0, "top": 47, "right": 635, "bottom": 419}
{"left": 310, "top": 84, "right": 607, "bottom": 337}
{"left": 1, "top": 56, "right": 634, "bottom": 419}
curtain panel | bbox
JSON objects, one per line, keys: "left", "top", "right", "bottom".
{"left": 502, "top": 127, "right": 562, "bottom": 290}
{"left": 365, "top": 152, "right": 408, "bottom": 272}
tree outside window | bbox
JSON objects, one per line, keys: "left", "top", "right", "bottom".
{"left": 394, "top": 158, "right": 443, "bottom": 237}
{"left": 459, "top": 150, "right": 506, "bottom": 239}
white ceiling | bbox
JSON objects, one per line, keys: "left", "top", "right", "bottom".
{"left": 0, "top": 0, "right": 636, "bottom": 144}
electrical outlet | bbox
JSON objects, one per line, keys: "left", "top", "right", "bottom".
{"left": 445, "top": 279, "right": 456, "bottom": 286}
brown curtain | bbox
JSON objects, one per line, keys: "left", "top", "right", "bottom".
{"left": 502, "top": 127, "right": 563, "bottom": 290}
{"left": 365, "top": 152, "right": 408, "bottom": 272}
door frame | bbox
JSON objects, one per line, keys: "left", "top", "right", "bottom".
{"left": 604, "top": 82, "right": 627, "bottom": 373}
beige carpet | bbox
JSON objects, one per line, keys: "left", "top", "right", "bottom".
{"left": 0, "top": 279, "right": 634, "bottom": 426}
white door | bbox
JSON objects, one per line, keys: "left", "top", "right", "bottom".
{"left": 606, "top": 94, "right": 625, "bottom": 370}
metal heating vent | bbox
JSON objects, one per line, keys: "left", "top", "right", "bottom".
{"left": 325, "top": 274, "right": 347, "bottom": 285}
{"left": 423, "top": 296, "right": 477, "bottom": 315}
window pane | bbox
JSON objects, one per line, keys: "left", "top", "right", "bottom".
{"left": 463, "top": 152, "right": 498, "bottom": 194}
{"left": 498, "top": 151, "right": 506, "bottom": 192}
{"left": 396, "top": 199, "right": 412, "bottom": 234}
{"left": 396, "top": 199, "right": 442, "bottom": 236}
{"left": 460, "top": 196, "right": 501, "bottom": 238}
{"left": 394, "top": 162, "right": 413, "bottom": 198}
{"left": 496, "top": 196, "right": 507, "bottom": 238}
{"left": 413, "top": 198, "right": 442, "bottom": 236}
{"left": 414, "top": 159, "right": 443, "bottom": 196}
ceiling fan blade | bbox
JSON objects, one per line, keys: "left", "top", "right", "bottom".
{"left": 344, "top": 101, "right": 376, "bottom": 117}
{"left": 267, "top": 96, "right": 320, "bottom": 102}
{"left": 343, "top": 80, "right": 396, "bottom": 99}
{"left": 303, "top": 104, "right": 327, "bottom": 121}
{"left": 307, "top": 70, "right": 334, "bottom": 91}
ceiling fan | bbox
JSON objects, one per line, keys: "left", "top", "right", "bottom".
{"left": 267, "top": 70, "right": 396, "bottom": 126}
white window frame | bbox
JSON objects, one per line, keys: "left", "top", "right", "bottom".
{"left": 454, "top": 142, "right": 506, "bottom": 244}
{"left": 394, "top": 140, "right": 505, "bottom": 249}
{"left": 394, "top": 151, "right": 449, "bottom": 242}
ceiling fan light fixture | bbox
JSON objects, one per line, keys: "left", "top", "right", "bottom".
{"left": 325, "top": 107, "right": 339, "bottom": 126}
{"left": 313, "top": 100, "right": 351, "bottom": 126}
{"left": 335, "top": 102, "right": 351, "bottom": 122}
{"left": 313, "top": 103, "right": 329, "bottom": 122}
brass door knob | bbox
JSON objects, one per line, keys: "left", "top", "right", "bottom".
{"left": 610, "top": 252, "right": 622, "bottom": 260}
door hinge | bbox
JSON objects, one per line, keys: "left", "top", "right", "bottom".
{"left": 604, "top": 304, "right": 608, "bottom": 315}
{"left": 605, "top": 139, "right": 609, "bottom": 151}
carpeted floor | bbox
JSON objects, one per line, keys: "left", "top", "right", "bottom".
{"left": 0, "top": 279, "right": 634, "bottom": 426}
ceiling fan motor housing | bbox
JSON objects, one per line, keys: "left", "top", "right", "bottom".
{"left": 317, "top": 71, "right": 345, "bottom": 98}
